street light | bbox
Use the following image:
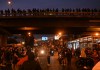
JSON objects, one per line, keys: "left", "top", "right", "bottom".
{"left": 92, "top": 32, "right": 100, "bottom": 46}
{"left": 28, "top": 32, "right": 31, "bottom": 36}
{"left": 54, "top": 32, "right": 62, "bottom": 40}
{"left": 95, "top": 33, "right": 99, "bottom": 36}
{"left": 58, "top": 32, "right": 62, "bottom": 36}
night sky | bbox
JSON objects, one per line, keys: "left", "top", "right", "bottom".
{"left": 0, "top": 0, "right": 100, "bottom": 10}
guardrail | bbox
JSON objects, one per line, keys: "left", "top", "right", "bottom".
{"left": 0, "top": 10, "right": 100, "bottom": 17}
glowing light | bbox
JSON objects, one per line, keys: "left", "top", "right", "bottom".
{"left": 28, "top": 32, "right": 31, "bottom": 35}
{"left": 54, "top": 35, "right": 59, "bottom": 40}
{"left": 19, "top": 27, "right": 38, "bottom": 30}
{"left": 40, "top": 50, "right": 45, "bottom": 54}
{"left": 58, "top": 32, "right": 62, "bottom": 35}
{"left": 8, "top": 1, "right": 12, "bottom": 5}
{"left": 95, "top": 33, "right": 99, "bottom": 36}
{"left": 28, "top": 32, "right": 31, "bottom": 36}
{"left": 22, "top": 42, "right": 25, "bottom": 45}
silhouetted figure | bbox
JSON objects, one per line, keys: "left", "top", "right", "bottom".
{"left": 22, "top": 9, "right": 26, "bottom": 16}
{"left": 47, "top": 50, "right": 50, "bottom": 66}
{"left": 27, "top": 9, "right": 32, "bottom": 15}
{"left": 66, "top": 49, "right": 72, "bottom": 66}
{"left": 11, "top": 8, "right": 16, "bottom": 16}
{"left": 0, "top": 10, "right": 3, "bottom": 16}
{"left": 19, "top": 52, "right": 42, "bottom": 70}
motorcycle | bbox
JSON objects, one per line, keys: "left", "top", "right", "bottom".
{"left": 76, "top": 57, "right": 94, "bottom": 70}
{"left": 58, "top": 53, "right": 63, "bottom": 64}
{"left": 50, "top": 50, "right": 54, "bottom": 56}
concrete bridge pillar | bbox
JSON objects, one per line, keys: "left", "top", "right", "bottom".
{"left": 0, "top": 35, "right": 7, "bottom": 47}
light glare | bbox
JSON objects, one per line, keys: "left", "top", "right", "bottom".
{"left": 8, "top": 1, "right": 11, "bottom": 5}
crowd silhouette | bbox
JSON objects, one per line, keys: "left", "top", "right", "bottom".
{"left": 0, "top": 8, "right": 100, "bottom": 17}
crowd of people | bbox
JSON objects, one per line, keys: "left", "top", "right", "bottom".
{"left": 0, "top": 45, "right": 56, "bottom": 70}
{"left": 0, "top": 8, "right": 100, "bottom": 16}
{"left": 0, "top": 44, "right": 100, "bottom": 70}
{"left": 0, "top": 46, "right": 42, "bottom": 70}
{"left": 58, "top": 47, "right": 72, "bottom": 66}
{"left": 57, "top": 45, "right": 100, "bottom": 69}
{"left": 0, "top": 46, "right": 24, "bottom": 70}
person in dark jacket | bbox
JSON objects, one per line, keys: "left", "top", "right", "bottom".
{"left": 66, "top": 49, "right": 72, "bottom": 66}
{"left": 19, "top": 52, "right": 42, "bottom": 70}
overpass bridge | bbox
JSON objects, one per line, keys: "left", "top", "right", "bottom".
{"left": 0, "top": 10, "right": 100, "bottom": 35}
{"left": 0, "top": 9, "right": 100, "bottom": 47}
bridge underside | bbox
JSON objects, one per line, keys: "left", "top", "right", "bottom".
{"left": 0, "top": 16, "right": 100, "bottom": 35}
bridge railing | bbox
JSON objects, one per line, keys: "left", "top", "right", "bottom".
{"left": 0, "top": 9, "right": 100, "bottom": 17}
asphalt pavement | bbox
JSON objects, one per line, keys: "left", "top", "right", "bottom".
{"left": 39, "top": 52, "right": 78, "bottom": 70}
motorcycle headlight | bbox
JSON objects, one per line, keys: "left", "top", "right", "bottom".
{"left": 40, "top": 50, "right": 45, "bottom": 54}
{"left": 84, "top": 66, "right": 88, "bottom": 69}
{"left": 51, "top": 51, "right": 54, "bottom": 53}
